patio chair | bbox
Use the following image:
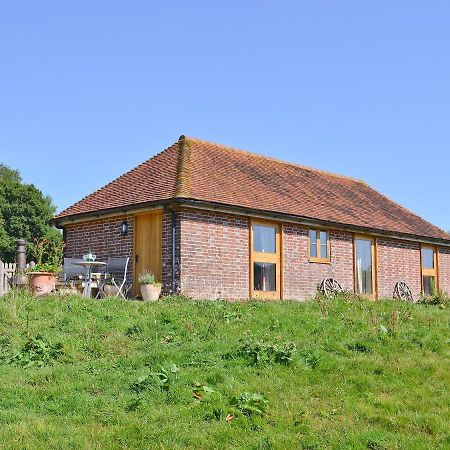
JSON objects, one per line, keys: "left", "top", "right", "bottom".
{"left": 60, "top": 258, "right": 85, "bottom": 286}
{"left": 96, "top": 256, "right": 130, "bottom": 299}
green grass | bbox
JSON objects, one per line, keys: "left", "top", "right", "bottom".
{"left": 0, "top": 291, "right": 449, "bottom": 449}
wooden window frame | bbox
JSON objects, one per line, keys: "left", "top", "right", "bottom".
{"left": 249, "top": 219, "right": 282, "bottom": 300}
{"left": 353, "top": 234, "right": 377, "bottom": 300}
{"left": 308, "top": 228, "right": 331, "bottom": 264}
{"left": 420, "top": 244, "right": 438, "bottom": 295}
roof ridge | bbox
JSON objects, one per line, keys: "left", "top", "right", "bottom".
{"left": 184, "top": 136, "right": 366, "bottom": 184}
{"left": 174, "top": 135, "right": 192, "bottom": 198}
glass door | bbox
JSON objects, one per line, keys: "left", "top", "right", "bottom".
{"left": 250, "top": 220, "right": 281, "bottom": 300}
{"left": 421, "top": 245, "right": 438, "bottom": 296}
{"left": 354, "top": 236, "right": 376, "bottom": 299}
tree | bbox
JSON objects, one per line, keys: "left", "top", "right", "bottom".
{"left": 0, "top": 163, "right": 21, "bottom": 184}
{"left": 0, "top": 164, "right": 61, "bottom": 262}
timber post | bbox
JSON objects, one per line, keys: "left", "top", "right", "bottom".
{"left": 15, "top": 239, "right": 28, "bottom": 286}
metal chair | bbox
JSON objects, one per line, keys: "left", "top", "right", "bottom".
{"left": 60, "top": 258, "right": 85, "bottom": 286}
{"left": 96, "top": 256, "right": 130, "bottom": 299}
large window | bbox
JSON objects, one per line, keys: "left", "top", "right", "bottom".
{"left": 309, "top": 229, "right": 330, "bottom": 262}
{"left": 354, "top": 236, "right": 376, "bottom": 299}
{"left": 421, "top": 245, "right": 437, "bottom": 296}
{"left": 253, "top": 225, "right": 276, "bottom": 253}
{"left": 250, "top": 221, "right": 281, "bottom": 300}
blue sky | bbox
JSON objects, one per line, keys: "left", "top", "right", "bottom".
{"left": 1, "top": 1, "right": 449, "bottom": 230}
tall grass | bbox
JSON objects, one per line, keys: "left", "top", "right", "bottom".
{"left": 0, "top": 291, "right": 448, "bottom": 449}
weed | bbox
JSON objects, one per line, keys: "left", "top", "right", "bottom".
{"left": 125, "top": 397, "right": 143, "bottom": 412}
{"left": 10, "top": 334, "right": 63, "bottom": 367}
{"left": 238, "top": 335, "right": 297, "bottom": 366}
{"left": 346, "top": 342, "right": 372, "bottom": 353}
{"left": 124, "top": 324, "right": 142, "bottom": 336}
{"left": 418, "top": 282, "right": 450, "bottom": 306}
{"left": 131, "top": 363, "right": 180, "bottom": 393}
{"left": 230, "top": 392, "right": 268, "bottom": 417}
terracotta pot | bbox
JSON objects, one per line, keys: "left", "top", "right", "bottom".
{"left": 103, "top": 284, "right": 119, "bottom": 297}
{"left": 140, "top": 284, "right": 161, "bottom": 301}
{"left": 29, "top": 272, "right": 57, "bottom": 297}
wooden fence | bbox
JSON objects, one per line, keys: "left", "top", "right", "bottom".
{"left": 0, "top": 261, "right": 31, "bottom": 296}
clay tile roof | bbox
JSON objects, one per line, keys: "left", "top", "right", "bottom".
{"left": 55, "top": 136, "right": 450, "bottom": 243}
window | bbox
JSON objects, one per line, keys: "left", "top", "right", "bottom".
{"left": 309, "top": 229, "right": 330, "bottom": 262}
{"left": 355, "top": 237, "right": 375, "bottom": 297}
{"left": 250, "top": 220, "right": 281, "bottom": 300}
{"left": 253, "top": 262, "right": 276, "bottom": 291}
{"left": 421, "top": 245, "right": 437, "bottom": 296}
{"left": 253, "top": 225, "right": 276, "bottom": 253}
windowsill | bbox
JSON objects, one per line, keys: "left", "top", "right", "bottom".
{"left": 308, "top": 258, "right": 332, "bottom": 265}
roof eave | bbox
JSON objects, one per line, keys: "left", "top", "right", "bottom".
{"left": 52, "top": 199, "right": 172, "bottom": 227}
{"left": 175, "top": 198, "right": 450, "bottom": 247}
{"left": 53, "top": 197, "right": 450, "bottom": 247}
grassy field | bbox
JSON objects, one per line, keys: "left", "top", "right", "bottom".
{"left": 0, "top": 291, "right": 449, "bottom": 449}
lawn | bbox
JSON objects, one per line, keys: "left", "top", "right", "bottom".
{"left": 0, "top": 291, "right": 448, "bottom": 449}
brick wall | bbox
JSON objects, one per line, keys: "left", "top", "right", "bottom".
{"left": 438, "top": 247, "right": 450, "bottom": 294}
{"left": 62, "top": 208, "right": 450, "bottom": 301}
{"left": 178, "top": 209, "right": 249, "bottom": 300}
{"left": 64, "top": 215, "right": 134, "bottom": 282}
{"left": 377, "top": 239, "right": 421, "bottom": 300}
{"left": 283, "top": 225, "right": 354, "bottom": 300}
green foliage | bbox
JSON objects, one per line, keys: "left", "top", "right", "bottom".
{"left": 0, "top": 293, "right": 449, "bottom": 449}
{"left": 9, "top": 334, "right": 64, "bottom": 367}
{"left": 138, "top": 271, "right": 156, "bottom": 284}
{"left": 0, "top": 163, "right": 21, "bottom": 183}
{"left": 138, "top": 271, "right": 161, "bottom": 287}
{"left": 29, "top": 236, "right": 64, "bottom": 273}
{"left": 237, "top": 334, "right": 297, "bottom": 365}
{"left": 130, "top": 364, "right": 179, "bottom": 393}
{"left": 124, "top": 323, "right": 142, "bottom": 336}
{"left": 229, "top": 392, "right": 268, "bottom": 417}
{"left": 418, "top": 279, "right": 449, "bottom": 306}
{"left": 0, "top": 163, "right": 61, "bottom": 262}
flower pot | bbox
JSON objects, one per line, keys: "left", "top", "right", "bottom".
{"left": 103, "top": 284, "right": 119, "bottom": 297}
{"left": 29, "top": 272, "right": 57, "bottom": 297}
{"left": 140, "top": 284, "right": 161, "bottom": 301}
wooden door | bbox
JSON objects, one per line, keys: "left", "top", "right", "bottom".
{"left": 250, "top": 220, "right": 281, "bottom": 300}
{"left": 133, "top": 211, "right": 162, "bottom": 296}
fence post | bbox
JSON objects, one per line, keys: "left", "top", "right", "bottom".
{"left": 0, "top": 260, "right": 3, "bottom": 296}
{"left": 15, "top": 239, "right": 28, "bottom": 287}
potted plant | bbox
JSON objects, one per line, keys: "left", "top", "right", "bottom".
{"left": 28, "top": 237, "right": 64, "bottom": 297}
{"left": 139, "top": 271, "right": 161, "bottom": 301}
{"left": 83, "top": 248, "right": 96, "bottom": 261}
{"left": 102, "top": 277, "right": 119, "bottom": 297}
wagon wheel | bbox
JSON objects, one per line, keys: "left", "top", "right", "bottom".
{"left": 321, "top": 278, "right": 344, "bottom": 298}
{"left": 393, "top": 281, "right": 414, "bottom": 302}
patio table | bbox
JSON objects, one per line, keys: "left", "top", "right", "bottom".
{"left": 74, "top": 260, "right": 107, "bottom": 298}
